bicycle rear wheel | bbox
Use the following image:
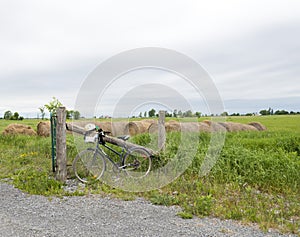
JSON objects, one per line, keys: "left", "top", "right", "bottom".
{"left": 73, "top": 148, "right": 106, "bottom": 183}
{"left": 123, "top": 147, "right": 152, "bottom": 178}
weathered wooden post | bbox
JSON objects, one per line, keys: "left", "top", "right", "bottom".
{"left": 158, "top": 110, "right": 166, "bottom": 151}
{"left": 56, "top": 107, "right": 67, "bottom": 182}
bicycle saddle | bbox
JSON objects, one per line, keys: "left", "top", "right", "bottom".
{"left": 117, "top": 135, "right": 130, "bottom": 141}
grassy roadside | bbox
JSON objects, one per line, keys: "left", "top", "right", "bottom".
{"left": 0, "top": 115, "right": 299, "bottom": 234}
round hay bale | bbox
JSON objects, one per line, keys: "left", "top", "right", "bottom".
{"left": 218, "top": 122, "right": 258, "bottom": 132}
{"left": 148, "top": 120, "right": 182, "bottom": 133}
{"left": 248, "top": 122, "right": 266, "bottom": 131}
{"left": 148, "top": 121, "right": 158, "bottom": 133}
{"left": 37, "top": 121, "right": 50, "bottom": 137}
{"left": 96, "top": 121, "right": 128, "bottom": 136}
{"left": 95, "top": 121, "right": 113, "bottom": 133}
{"left": 198, "top": 122, "right": 211, "bottom": 132}
{"left": 166, "top": 121, "right": 181, "bottom": 132}
{"left": 239, "top": 124, "right": 258, "bottom": 131}
{"left": 125, "top": 121, "right": 153, "bottom": 136}
{"left": 203, "top": 120, "right": 226, "bottom": 132}
{"left": 3, "top": 123, "right": 36, "bottom": 136}
{"left": 180, "top": 122, "right": 200, "bottom": 132}
{"left": 111, "top": 121, "right": 128, "bottom": 136}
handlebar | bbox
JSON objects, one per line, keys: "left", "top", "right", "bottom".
{"left": 95, "top": 126, "right": 111, "bottom": 145}
{"left": 84, "top": 126, "right": 111, "bottom": 144}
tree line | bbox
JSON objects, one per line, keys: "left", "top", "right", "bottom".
{"left": 133, "top": 108, "right": 300, "bottom": 118}
{"left": 2, "top": 99, "right": 299, "bottom": 120}
{"left": 258, "top": 107, "right": 300, "bottom": 116}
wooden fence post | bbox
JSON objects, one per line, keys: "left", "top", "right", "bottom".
{"left": 56, "top": 107, "right": 67, "bottom": 182}
{"left": 158, "top": 110, "right": 166, "bottom": 151}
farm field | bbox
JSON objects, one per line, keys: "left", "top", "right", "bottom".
{"left": 0, "top": 115, "right": 299, "bottom": 234}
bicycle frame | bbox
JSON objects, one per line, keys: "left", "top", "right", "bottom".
{"left": 98, "top": 142, "right": 126, "bottom": 167}
{"left": 91, "top": 129, "right": 128, "bottom": 169}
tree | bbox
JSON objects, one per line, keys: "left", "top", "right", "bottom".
{"left": 230, "top": 113, "right": 240, "bottom": 116}
{"left": 45, "top": 97, "right": 63, "bottom": 115}
{"left": 66, "top": 110, "right": 74, "bottom": 119}
{"left": 165, "top": 111, "right": 172, "bottom": 117}
{"left": 39, "top": 106, "right": 45, "bottom": 120}
{"left": 195, "top": 112, "right": 202, "bottom": 118}
{"left": 259, "top": 109, "right": 269, "bottom": 116}
{"left": 12, "top": 112, "right": 19, "bottom": 120}
{"left": 269, "top": 107, "right": 274, "bottom": 115}
{"left": 274, "top": 110, "right": 289, "bottom": 115}
{"left": 259, "top": 107, "right": 273, "bottom": 116}
{"left": 177, "top": 110, "right": 183, "bottom": 117}
{"left": 4, "top": 111, "right": 12, "bottom": 120}
{"left": 148, "top": 108, "right": 156, "bottom": 117}
{"left": 173, "top": 109, "right": 178, "bottom": 118}
{"left": 73, "top": 111, "right": 80, "bottom": 120}
{"left": 183, "top": 110, "right": 193, "bottom": 117}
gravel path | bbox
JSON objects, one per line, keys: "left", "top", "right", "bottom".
{"left": 0, "top": 182, "right": 296, "bottom": 237}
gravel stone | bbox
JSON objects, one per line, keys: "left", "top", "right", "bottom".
{"left": 0, "top": 182, "right": 296, "bottom": 237}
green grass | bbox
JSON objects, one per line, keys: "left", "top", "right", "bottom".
{"left": 0, "top": 115, "right": 299, "bottom": 234}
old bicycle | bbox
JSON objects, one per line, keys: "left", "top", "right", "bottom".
{"left": 72, "top": 125, "right": 152, "bottom": 183}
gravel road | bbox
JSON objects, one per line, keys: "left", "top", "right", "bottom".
{"left": 0, "top": 182, "right": 296, "bottom": 237}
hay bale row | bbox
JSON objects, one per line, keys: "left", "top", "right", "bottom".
{"left": 149, "top": 120, "right": 266, "bottom": 134}
{"left": 1, "top": 120, "right": 266, "bottom": 137}
{"left": 60, "top": 120, "right": 266, "bottom": 135}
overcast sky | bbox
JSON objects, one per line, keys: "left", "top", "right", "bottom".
{"left": 0, "top": 0, "right": 299, "bottom": 118}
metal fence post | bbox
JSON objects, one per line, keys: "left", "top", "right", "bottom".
{"left": 55, "top": 107, "right": 67, "bottom": 182}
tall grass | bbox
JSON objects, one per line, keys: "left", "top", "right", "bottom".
{"left": 0, "top": 116, "right": 299, "bottom": 233}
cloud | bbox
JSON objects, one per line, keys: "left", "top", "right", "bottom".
{"left": 0, "top": 0, "right": 300, "bottom": 117}
{"left": 190, "top": 21, "right": 300, "bottom": 100}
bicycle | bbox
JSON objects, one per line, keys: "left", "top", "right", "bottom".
{"left": 72, "top": 126, "right": 152, "bottom": 183}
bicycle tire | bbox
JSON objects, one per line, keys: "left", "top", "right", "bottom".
{"left": 123, "top": 147, "right": 152, "bottom": 178}
{"left": 73, "top": 148, "right": 106, "bottom": 183}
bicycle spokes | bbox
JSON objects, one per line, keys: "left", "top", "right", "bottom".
{"left": 123, "top": 148, "right": 151, "bottom": 178}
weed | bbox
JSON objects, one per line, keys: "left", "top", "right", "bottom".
{"left": 177, "top": 212, "right": 193, "bottom": 219}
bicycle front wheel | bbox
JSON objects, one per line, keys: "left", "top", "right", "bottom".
{"left": 123, "top": 147, "right": 152, "bottom": 178}
{"left": 73, "top": 148, "right": 106, "bottom": 183}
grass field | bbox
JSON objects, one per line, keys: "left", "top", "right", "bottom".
{"left": 0, "top": 115, "right": 299, "bottom": 234}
